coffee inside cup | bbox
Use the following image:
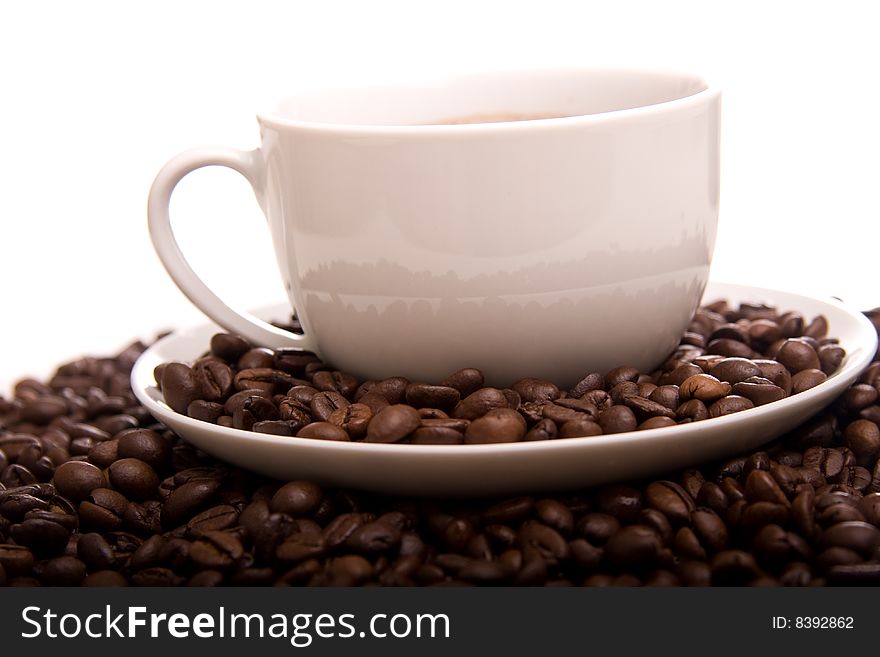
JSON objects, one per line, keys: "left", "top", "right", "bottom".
{"left": 421, "top": 112, "right": 576, "bottom": 125}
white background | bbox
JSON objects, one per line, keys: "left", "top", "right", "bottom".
{"left": 1, "top": 0, "right": 878, "bottom": 394}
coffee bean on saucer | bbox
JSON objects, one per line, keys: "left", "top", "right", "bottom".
{"left": 160, "top": 363, "right": 200, "bottom": 414}
{"left": 365, "top": 405, "right": 421, "bottom": 443}
{"left": 465, "top": 409, "right": 527, "bottom": 444}
{"left": 452, "top": 388, "right": 509, "bottom": 420}
{"left": 405, "top": 384, "right": 461, "bottom": 410}
{"left": 210, "top": 333, "right": 251, "bottom": 363}
{"left": 775, "top": 339, "right": 821, "bottom": 373}
{"left": 297, "top": 422, "right": 350, "bottom": 441}
{"left": 791, "top": 369, "right": 827, "bottom": 394}
{"left": 679, "top": 374, "right": 732, "bottom": 402}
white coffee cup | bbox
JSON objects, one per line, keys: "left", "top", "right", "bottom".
{"left": 148, "top": 67, "right": 720, "bottom": 387}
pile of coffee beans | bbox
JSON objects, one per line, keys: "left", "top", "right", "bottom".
{"left": 155, "top": 301, "right": 845, "bottom": 443}
{"left": 0, "top": 301, "right": 878, "bottom": 586}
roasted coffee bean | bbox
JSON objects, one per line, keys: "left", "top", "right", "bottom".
{"left": 535, "top": 499, "right": 574, "bottom": 534}
{"left": 405, "top": 383, "right": 461, "bottom": 410}
{"left": 679, "top": 374, "right": 732, "bottom": 402}
{"left": 210, "top": 333, "right": 250, "bottom": 363}
{"left": 272, "top": 481, "right": 322, "bottom": 516}
{"left": 115, "top": 429, "right": 169, "bottom": 468}
{"left": 1, "top": 464, "right": 38, "bottom": 488}
{"left": 78, "top": 488, "right": 128, "bottom": 531}
{"left": 803, "top": 447, "right": 846, "bottom": 480}
{"left": 520, "top": 418, "right": 556, "bottom": 442}
{"left": 252, "top": 420, "right": 300, "bottom": 436}
{"left": 554, "top": 397, "right": 599, "bottom": 415}
{"left": 646, "top": 481, "right": 695, "bottom": 525}
{"left": 162, "top": 480, "right": 221, "bottom": 528}
{"left": 752, "top": 359, "right": 793, "bottom": 395}
{"left": 597, "top": 485, "right": 642, "bottom": 523}
{"left": 277, "top": 532, "right": 327, "bottom": 563}
{"left": 604, "top": 366, "right": 640, "bottom": 387}
{"left": 297, "top": 422, "right": 350, "bottom": 441}
{"left": 710, "top": 550, "right": 760, "bottom": 585}
{"left": 77, "top": 532, "right": 117, "bottom": 570}
{"left": 357, "top": 392, "right": 390, "bottom": 415}
{"left": 647, "top": 385, "right": 679, "bottom": 410}
{"left": 662, "top": 363, "right": 703, "bottom": 387}
{"left": 818, "top": 344, "right": 846, "bottom": 375}
{"left": 365, "top": 405, "right": 421, "bottom": 443}
{"left": 233, "top": 395, "right": 279, "bottom": 430}
{"left": 328, "top": 403, "right": 373, "bottom": 439}
{"left": 558, "top": 418, "right": 602, "bottom": 439}
{"left": 517, "top": 521, "right": 569, "bottom": 562}
{"left": 309, "top": 391, "right": 350, "bottom": 422}
{"left": 775, "top": 339, "right": 820, "bottom": 374}
{"left": 569, "top": 372, "right": 604, "bottom": 398}
{"left": 597, "top": 406, "right": 637, "bottom": 434}
{"left": 858, "top": 493, "right": 880, "bottom": 525}
{"left": 11, "top": 517, "right": 71, "bottom": 555}
{"left": 821, "top": 521, "right": 880, "bottom": 557}
{"left": 542, "top": 403, "right": 585, "bottom": 424}
{"left": 439, "top": 369, "right": 484, "bottom": 397}
{"left": 844, "top": 384, "right": 878, "bottom": 412}
{"left": 346, "top": 521, "right": 402, "bottom": 554}
{"left": 745, "top": 470, "right": 789, "bottom": 506}
{"left": 192, "top": 359, "right": 234, "bottom": 402}
{"left": 131, "top": 567, "right": 184, "bottom": 587}
{"left": 709, "top": 358, "right": 762, "bottom": 385}
{"left": 708, "top": 395, "right": 754, "bottom": 418}
{"left": 706, "top": 338, "right": 755, "bottom": 359}
{"left": 791, "top": 369, "right": 827, "bottom": 394}
{"left": 452, "top": 388, "right": 509, "bottom": 420}
{"left": 692, "top": 509, "right": 727, "bottom": 553}
{"left": 186, "top": 400, "right": 224, "bottom": 423}
{"left": 35, "top": 555, "right": 86, "bottom": 586}
{"left": 82, "top": 570, "right": 128, "bottom": 587}
{"left": 576, "top": 512, "right": 620, "bottom": 545}
{"left": 465, "top": 408, "right": 527, "bottom": 443}
{"left": 52, "top": 461, "right": 105, "bottom": 500}
{"left": 479, "top": 496, "right": 532, "bottom": 525}
{"left": 624, "top": 394, "right": 677, "bottom": 422}
{"left": 108, "top": 458, "right": 159, "bottom": 501}
{"left": 186, "top": 505, "right": 239, "bottom": 536}
{"left": 605, "top": 525, "right": 662, "bottom": 571}
{"left": 0, "top": 544, "right": 35, "bottom": 576}
{"left": 223, "top": 389, "right": 271, "bottom": 416}
{"left": 510, "top": 378, "right": 560, "bottom": 403}
{"left": 160, "top": 363, "right": 200, "bottom": 414}
{"left": 19, "top": 396, "right": 68, "bottom": 425}
{"left": 608, "top": 381, "right": 639, "bottom": 404}
{"left": 309, "top": 371, "right": 357, "bottom": 399}
{"left": 272, "top": 349, "right": 319, "bottom": 376}
{"left": 731, "top": 378, "right": 786, "bottom": 406}
{"left": 740, "top": 501, "right": 789, "bottom": 533}
{"left": 844, "top": 420, "right": 880, "bottom": 465}
{"left": 410, "top": 426, "right": 464, "bottom": 444}
{"left": 190, "top": 531, "right": 244, "bottom": 570}
{"left": 232, "top": 368, "right": 295, "bottom": 395}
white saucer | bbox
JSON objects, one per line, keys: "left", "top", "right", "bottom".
{"left": 131, "top": 282, "right": 877, "bottom": 496}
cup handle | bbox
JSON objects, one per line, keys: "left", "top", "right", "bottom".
{"left": 147, "top": 147, "right": 316, "bottom": 352}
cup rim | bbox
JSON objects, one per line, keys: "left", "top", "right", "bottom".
{"left": 256, "top": 66, "right": 720, "bottom": 134}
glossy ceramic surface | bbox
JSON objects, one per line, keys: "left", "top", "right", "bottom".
{"left": 148, "top": 68, "right": 721, "bottom": 387}
{"left": 131, "top": 282, "right": 877, "bottom": 497}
